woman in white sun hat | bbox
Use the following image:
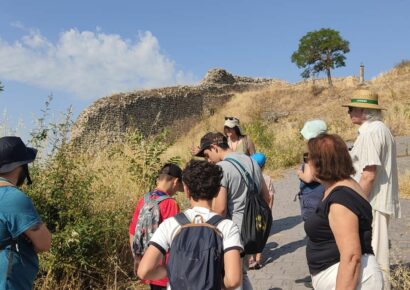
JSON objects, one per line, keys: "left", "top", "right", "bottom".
{"left": 223, "top": 116, "right": 256, "bottom": 156}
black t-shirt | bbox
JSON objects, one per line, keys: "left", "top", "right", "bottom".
{"left": 304, "top": 186, "right": 374, "bottom": 275}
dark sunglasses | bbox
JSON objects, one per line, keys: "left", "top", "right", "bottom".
{"left": 348, "top": 107, "right": 353, "bottom": 113}
{"left": 224, "top": 116, "right": 237, "bottom": 121}
{"left": 303, "top": 152, "right": 309, "bottom": 163}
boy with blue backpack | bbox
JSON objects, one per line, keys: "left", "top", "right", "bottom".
{"left": 137, "top": 160, "right": 243, "bottom": 290}
{"left": 129, "top": 163, "right": 182, "bottom": 290}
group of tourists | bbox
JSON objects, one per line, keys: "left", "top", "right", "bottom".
{"left": 0, "top": 88, "right": 401, "bottom": 290}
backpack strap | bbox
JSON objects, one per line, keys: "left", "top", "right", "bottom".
{"left": 206, "top": 215, "right": 225, "bottom": 227}
{"left": 224, "top": 157, "right": 259, "bottom": 193}
{"left": 143, "top": 191, "right": 171, "bottom": 204}
{"left": 174, "top": 213, "right": 191, "bottom": 226}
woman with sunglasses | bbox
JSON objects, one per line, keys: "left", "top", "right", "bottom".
{"left": 296, "top": 120, "right": 327, "bottom": 222}
{"left": 223, "top": 116, "right": 255, "bottom": 156}
{"left": 305, "top": 133, "right": 383, "bottom": 290}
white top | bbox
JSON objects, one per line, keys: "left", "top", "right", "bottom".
{"left": 149, "top": 206, "right": 243, "bottom": 290}
{"left": 350, "top": 121, "right": 401, "bottom": 217}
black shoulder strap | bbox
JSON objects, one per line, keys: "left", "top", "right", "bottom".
{"left": 225, "top": 157, "right": 259, "bottom": 192}
{"left": 206, "top": 215, "right": 225, "bottom": 226}
{"left": 174, "top": 213, "right": 191, "bottom": 226}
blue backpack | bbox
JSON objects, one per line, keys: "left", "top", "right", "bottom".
{"left": 297, "top": 164, "right": 325, "bottom": 221}
{"left": 167, "top": 213, "right": 225, "bottom": 290}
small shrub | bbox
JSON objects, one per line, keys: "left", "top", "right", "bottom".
{"left": 243, "top": 119, "right": 304, "bottom": 170}
{"left": 390, "top": 263, "right": 410, "bottom": 290}
{"left": 394, "top": 59, "right": 410, "bottom": 71}
{"left": 399, "top": 170, "right": 410, "bottom": 199}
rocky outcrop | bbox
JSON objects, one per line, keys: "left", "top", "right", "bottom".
{"left": 71, "top": 68, "right": 278, "bottom": 150}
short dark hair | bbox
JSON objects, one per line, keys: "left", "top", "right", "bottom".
{"left": 182, "top": 160, "right": 223, "bottom": 201}
{"left": 307, "top": 134, "right": 355, "bottom": 182}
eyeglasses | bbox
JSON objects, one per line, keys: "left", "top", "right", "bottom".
{"left": 348, "top": 107, "right": 353, "bottom": 113}
{"left": 303, "top": 152, "right": 309, "bottom": 163}
{"left": 224, "top": 116, "right": 237, "bottom": 121}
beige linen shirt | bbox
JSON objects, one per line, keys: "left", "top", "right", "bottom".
{"left": 350, "top": 120, "right": 401, "bottom": 217}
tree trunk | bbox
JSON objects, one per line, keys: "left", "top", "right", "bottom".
{"left": 326, "top": 68, "right": 333, "bottom": 88}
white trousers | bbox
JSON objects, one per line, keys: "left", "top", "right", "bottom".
{"left": 372, "top": 210, "right": 391, "bottom": 290}
{"left": 311, "top": 254, "right": 383, "bottom": 290}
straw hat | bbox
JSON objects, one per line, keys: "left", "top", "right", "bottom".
{"left": 342, "top": 89, "right": 385, "bottom": 110}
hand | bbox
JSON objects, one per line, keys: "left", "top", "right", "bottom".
{"left": 190, "top": 146, "right": 200, "bottom": 156}
{"left": 296, "top": 168, "right": 303, "bottom": 179}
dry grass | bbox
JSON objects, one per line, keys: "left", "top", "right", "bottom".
{"left": 164, "top": 63, "right": 410, "bottom": 173}
{"left": 399, "top": 170, "right": 410, "bottom": 199}
{"left": 391, "top": 263, "right": 410, "bottom": 290}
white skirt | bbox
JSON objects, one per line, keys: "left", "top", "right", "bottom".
{"left": 312, "top": 254, "right": 384, "bottom": 290}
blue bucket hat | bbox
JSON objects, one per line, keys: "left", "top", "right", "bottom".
{"left": 300, "top": 120, "right": 327, "bottom": 140}
{"left": 251, "top": 152, "right": 266, "bottom": 168}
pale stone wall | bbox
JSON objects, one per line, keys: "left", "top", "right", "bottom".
{"left": 71, "top": 69, "right": 277, "bottom": 150}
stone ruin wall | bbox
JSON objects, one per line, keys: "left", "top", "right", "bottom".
{"left": 71, "top": 69, "right": 278, "bottom": 150}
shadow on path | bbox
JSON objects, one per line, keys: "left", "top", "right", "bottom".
{"left": 270, "top": 215, "right": 303, "bottom": 236}
{"left": 264, "top": 237, "right": 307, "bottom": 261}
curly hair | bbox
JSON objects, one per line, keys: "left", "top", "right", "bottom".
{"left": 182, "top": 160, "right": 223, "bottom": 201}
{"left": 307, "top": 133, "right": 355, "bottom": 183}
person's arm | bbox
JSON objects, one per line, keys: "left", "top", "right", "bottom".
{"left": 269, "top": 184, "right": 275, "bottom": 209}
{"left": 260, "top": 177, "right": 270, "bottom": 205}
{"left": 137, "top": 245, "right": 167, "bottom": 280}
{"left": 129, "top": 234, "right": 134, "bottom": 253}
{"left": 246, "top": 137, "right": 256, "bottom": 155}
{"left": 328, "top": 203, "right": 362, "bottom": 290}
{"left": 359, "top": 165, "right": 377, "bottom": 199}
{"left": 213, "top": 187, "right": 228, "bottom": 217}
{"left": 297, "top": 163, "right": 315, "bottom": 183}
{"left": 223, "top": 249, "right": 242, "bottom": 289}
{"left": 24, "top": 223, "right": 51, "bottom": 253}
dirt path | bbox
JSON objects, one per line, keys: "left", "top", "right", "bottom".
{"left": 248, "top": 156, "right": 410, "bottom": 290}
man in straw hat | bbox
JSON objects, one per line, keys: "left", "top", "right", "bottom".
{"left": 343, "top": 89, "right": 401, "bottom": 290}
{"left": 0, "top": 136, "right": 52, "bottom": 290}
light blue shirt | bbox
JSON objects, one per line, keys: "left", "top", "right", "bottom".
{"left": 0, "top": 177, "right": 41, "bottom": 290}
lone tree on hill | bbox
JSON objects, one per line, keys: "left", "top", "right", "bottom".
{"left": 291, "top": 28, "right": 350, "bottom": 88}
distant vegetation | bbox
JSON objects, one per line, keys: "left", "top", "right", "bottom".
{"left": 291, "top": 28, "right": 350, "bottom": 88}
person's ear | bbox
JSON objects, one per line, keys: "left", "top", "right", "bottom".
{"left": 183, "top": 183, "right": 191, "bottom": 198}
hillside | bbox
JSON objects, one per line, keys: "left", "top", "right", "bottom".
{"left": 164, "top": 62, "right": 410, "bottom": 172}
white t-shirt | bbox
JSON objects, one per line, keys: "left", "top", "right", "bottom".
{"left": 350, "top": 120, "right": 401, "bottom": 217}
{"left": 149, "top": 206, "right": 243, "bottom": 290}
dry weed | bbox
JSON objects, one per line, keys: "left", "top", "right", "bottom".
{"left": 399, "top": 170, "right": 410, "bottom": 199}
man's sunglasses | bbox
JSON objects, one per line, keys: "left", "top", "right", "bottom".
{"left": 225, "top": 116, "right": 237, "bottom": 121}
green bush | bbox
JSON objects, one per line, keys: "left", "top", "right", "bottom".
{"left": 243, "top": 119, "right": 304, "bottom": 170}
{"left": 24, "top": 101, "right": 180, "bottom": 289}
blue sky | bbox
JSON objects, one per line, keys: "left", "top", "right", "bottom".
{"left": 1, "top": 0, "right": 409, "bottom": 135}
